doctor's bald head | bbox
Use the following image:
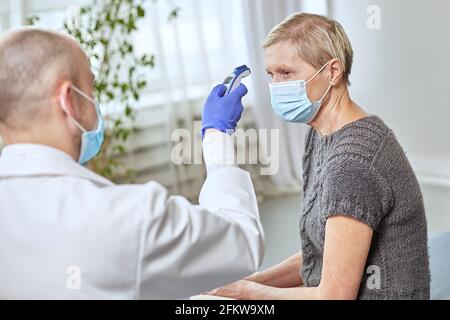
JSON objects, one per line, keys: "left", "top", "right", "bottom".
{"left": 0, "top": 28, "right": 91, "bottom": 128}
{"left": 0, "top": 28, "right": 98, "bottom": 161}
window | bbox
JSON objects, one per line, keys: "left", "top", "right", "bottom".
{"left": 132, "top": 0, "right": 249, "bottom": 104}
{"left": 0, "top": 1, "right": 10, "bottom": 32}
{"left": 0, "top": 12, "right": 7, "bottom": 33}
{"left": 18, "top": 0, "right": 248, "bottom": 109}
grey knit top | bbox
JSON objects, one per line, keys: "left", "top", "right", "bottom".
{"left": 300, "top": 116, "right": 430, "bottom": 299}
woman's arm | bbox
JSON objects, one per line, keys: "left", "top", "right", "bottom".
{"left": 245, "top": 252, "right": 303, "bottom": 288}
{"left": 210, "top": 215, "right": 373, "bottom": 300}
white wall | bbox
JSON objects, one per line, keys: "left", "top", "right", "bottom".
{"left": 330, "top": 0, "right": 450, "bottom": 187}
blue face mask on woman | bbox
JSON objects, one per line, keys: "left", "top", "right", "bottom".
{"left": 269, "top": 62, "right": 332, "bottom": 123}
{"left": 60, "top": 86, "right": 105, "bottom": 164}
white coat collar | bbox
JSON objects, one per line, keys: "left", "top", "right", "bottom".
{"left": 0, "top": 143, "right": 114, "bottom": 186}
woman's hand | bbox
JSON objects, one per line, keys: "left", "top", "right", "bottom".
{"left": 206, "top": 280, "right": 264, "bottom": 300}
{"left": 206, "top": 280, "right": 318, "bottom": 300}
{"left": 204, "top": 252, "right": 304, "bottom": 300}
{"left": 244, "top": 252, "right": 303, "bottom": 288}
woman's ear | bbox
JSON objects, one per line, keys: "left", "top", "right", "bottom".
{"left": 327, "top": 58, "right": 344, "bottom": 86}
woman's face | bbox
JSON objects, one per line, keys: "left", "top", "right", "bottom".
{"left": 265, "top": 41, "right": 331, "bottom": 102}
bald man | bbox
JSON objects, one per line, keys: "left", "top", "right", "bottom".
{"left": 0, "top": 28, "right": 264, "bottom": 299}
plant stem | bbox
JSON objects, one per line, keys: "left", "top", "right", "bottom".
{"left": 98, "top": 0, "right": 124, "bottom": 97}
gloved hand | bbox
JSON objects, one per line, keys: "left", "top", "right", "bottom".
{"left": 201, "top": 83, "right": 248, "bottom": 139}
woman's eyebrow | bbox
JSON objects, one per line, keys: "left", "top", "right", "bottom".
{"left": 274, "top": 65, "right": 296, "bottom": 73}
{"left": 276, "top": 62, "right": 294, "bottom": 69}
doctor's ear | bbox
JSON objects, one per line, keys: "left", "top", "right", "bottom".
{"left": 58, "top": 81, "right": 77, "bottom": 118}
{"left": 327, "top": 58, "right": 344, "bottom": 86}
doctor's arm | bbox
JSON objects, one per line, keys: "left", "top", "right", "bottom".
{"left": 136, "top": 84, "right": 264, "bottom": 299}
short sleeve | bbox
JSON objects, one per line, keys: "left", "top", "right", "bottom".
{"left": 320, "top": 155, "right": 393, "bottom": 230}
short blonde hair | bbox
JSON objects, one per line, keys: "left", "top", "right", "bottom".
{"left": 263, "top": 13, "right": 353, "bottom": 84}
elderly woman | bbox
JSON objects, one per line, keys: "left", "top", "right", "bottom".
{"left": 208, "top": 13, "right": 430, "bottom": 300}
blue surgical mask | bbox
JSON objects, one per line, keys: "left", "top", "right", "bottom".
{"left": 269, "top": 62, "right": 332, "bottom": 123}
{"left": 60, "top": 85, "right": 105, "bottom": 164}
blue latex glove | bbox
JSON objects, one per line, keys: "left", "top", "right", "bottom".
{"left": 201, "top": 83, "right": 248, "bottom": 139}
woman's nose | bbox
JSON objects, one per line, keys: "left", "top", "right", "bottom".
{"left": 271, "top": 76, "right": 282, "bottom": 83}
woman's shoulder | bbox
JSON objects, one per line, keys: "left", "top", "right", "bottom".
{"left": 327, "top": 115, "right": 394, "bottom": 165}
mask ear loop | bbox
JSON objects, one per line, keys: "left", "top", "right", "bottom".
{"left": 71, "top": 85, "right": 102, "bottom": 130}
{"left": 305, "top": 60, "right": 334, "bottom": 103}
{"left": 318, "top": 83, "right": 332, "bottom": 104}
{"left": 305, "top": 61, "right": 330, "bottom": 85}
{"left": 59, "top": 96, "right": 88, "bottom": 133}
{"left": 71, "top": 85, "right": 96, "bottom": 106}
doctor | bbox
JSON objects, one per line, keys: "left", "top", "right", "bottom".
{"left": 0, "top": 28, "right": 264, "bottom": 299}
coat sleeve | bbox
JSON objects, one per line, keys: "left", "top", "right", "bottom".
{"left": 136, "top": 132, "right": 265, "bottom": 299}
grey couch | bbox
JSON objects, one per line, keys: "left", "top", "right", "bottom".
{"left": 430, "top": 231, "right": 450, "bottom": 299}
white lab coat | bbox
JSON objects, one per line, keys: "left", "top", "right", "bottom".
{"left": 0, "top": 134, "right": 264, "bottom": 299}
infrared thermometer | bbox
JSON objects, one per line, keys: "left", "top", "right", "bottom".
{"left": 223, "top": 65, "right": 251, "bottom": 95}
